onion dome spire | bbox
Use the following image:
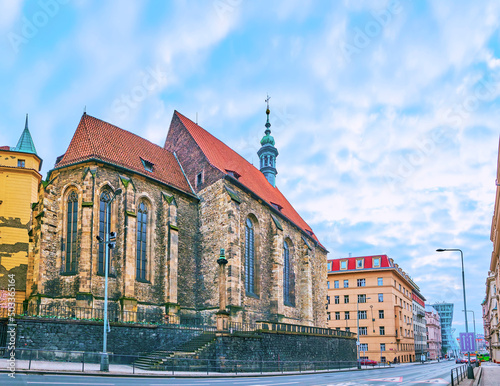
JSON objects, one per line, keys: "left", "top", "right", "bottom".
{"left": 258, "top": 95, "right": 278, "bottom": 186}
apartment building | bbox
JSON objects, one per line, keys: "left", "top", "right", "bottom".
{"left": 327, "top": 255, "right": 417, "bottom": 363}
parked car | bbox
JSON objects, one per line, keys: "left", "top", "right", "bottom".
{"left": 359, "top": 359, "right": 378, "bottom": 366}
{"left": 456, "top": 357, "right": 467, "bottom": 364}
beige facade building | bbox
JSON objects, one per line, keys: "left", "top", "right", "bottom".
{"left": 327, "top": 255, "right": 417, "bottom": 363}
{"left": 483, "top": 273, "right": 498, "bottom": 361}
{"left": 484, "top": 139, "right": 500, "bottom": 363}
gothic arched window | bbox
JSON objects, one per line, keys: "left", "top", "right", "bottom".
{"left": 245, "top": 218, "right": 255, "bottom": 295}
{"left": 98, "top": 190, "right": 112, "bottom": 274}
{"left": 283, "top": 241, "right": 290, "bottom": 304}
{"left": 136, "top": 201, "right": 148, "bottom": 281}
{"left": 64, "top": 191, "right": 78, "bottom": 273}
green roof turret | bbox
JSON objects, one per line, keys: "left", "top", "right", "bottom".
{"left": 14, "top": 114, "right": 38, "bottom": 155}
{"left": 258, "top": 96, "right": 278, "bottom": 187}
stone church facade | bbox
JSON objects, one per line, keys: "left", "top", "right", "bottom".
{"left": 27, "top": 107, "right": 328, "bottom": 327}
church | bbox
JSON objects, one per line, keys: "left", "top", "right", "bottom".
{"left": 26, "top": 104, "right": 328, "bottom": 327}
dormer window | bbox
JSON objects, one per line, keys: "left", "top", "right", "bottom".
{"left": 356, "top": 258, "right": 364, "bottom": 269}
{"left": 18, "top": 159, "right": 25, "bottom": 168}
{"left": 225, "top": 169, "right": 241, "bottom": 180}
{"left": 141, "top": 158, "right": 154, "bottom": 172}
{"left": 340, "top": 260, "right": 348, "bottom": 270}
{"left": 271, "top": 202, "right": 283, "bottom": 212}
{"left": 373, "top": 257, "right": 381, "bottom": 267}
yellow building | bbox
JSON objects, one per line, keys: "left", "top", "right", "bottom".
{"left": 0, "top": 115, "right": 42, "bottom": 303}
{"left": 327, "top": 255, "right": 417, "bottom": 363}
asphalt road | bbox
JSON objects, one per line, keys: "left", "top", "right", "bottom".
{"left": 2, "top": 361, "right": 461, "bottom": 386}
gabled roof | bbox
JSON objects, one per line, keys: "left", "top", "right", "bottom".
{"left": 172, "top": 111, "right": 322, "bottom": 246}
{"left": 14, "top": 114, "right": 38, "bottom": 155}
{"left": 55, "top": 114, "right": 193, "bottom": 195}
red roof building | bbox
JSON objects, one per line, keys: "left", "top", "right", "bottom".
{"left": 28, "top": 108, "right": 328, "bottom": 328}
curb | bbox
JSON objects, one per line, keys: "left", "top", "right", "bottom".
{"left": 0, "top": 365, "right": 393, "bottom": 378}
{"left": 472, "top": 367, "right": 482, "bottom": 386}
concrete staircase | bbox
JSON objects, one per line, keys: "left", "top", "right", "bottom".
{"left": 133, "top": 332, "right": 216, "bottom": 370}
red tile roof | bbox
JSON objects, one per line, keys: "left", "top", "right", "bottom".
{"left": 328, "top": 255, "right": 391, "bottom": 271}
{"left": 173, "top": 111, "right": 323, "bottom": 247}
{"left": 0, "top": 146, "right": 10, "bottom": 151}
{"left": 55, "top": 114, "right": 193, "bottom": 194}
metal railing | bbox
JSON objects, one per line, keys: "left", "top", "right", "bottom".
{"left": 0, "top": 303, "right": 217, "bottom": 329}
{"left": 450, "top": 363, "right": 468, "bottom": 386}
{"left": 256, "top": 321, "right": 356, "bottom": 338}
{"left": 0, "top": 347, "right": 387, "bottom": 374}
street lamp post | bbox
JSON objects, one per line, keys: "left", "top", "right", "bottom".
{"left": 436, "top": 248, "right": 474, "bottom": 379}
{"left": 99, "top": 188, "right": 122, "bottom": 372}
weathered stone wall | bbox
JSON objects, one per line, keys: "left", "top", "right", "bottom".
{"left": 8, "top": 318, "right": 355, "bottom": 363}
{"left": 196, "top": 178, "right": 328, "bottom": 327}
{"left": 12, "top": 318, "right": 201, "bottom": 355}
{"left": 164, "top": 113, "right": 225, "bottom": 192}
{"left": 206, "top": 333, "right": 356, "bottom": 363}
{"left": 28, "top": 161, "right": 199, "bottom": 316}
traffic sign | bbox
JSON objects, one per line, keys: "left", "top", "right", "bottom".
{"left": 459, "top": 332, "right": 475, "bottom": 352}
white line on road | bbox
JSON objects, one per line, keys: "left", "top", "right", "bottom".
{"left": 27, "top": 383, "right": 114, "bottom": 385}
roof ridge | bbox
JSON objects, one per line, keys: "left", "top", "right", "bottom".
{"left": 87, "top": 114, "right": 174, "bottom": 155}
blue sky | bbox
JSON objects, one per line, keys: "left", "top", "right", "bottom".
{"left": 1, "top": 0, "right": 499, "bottom": 338}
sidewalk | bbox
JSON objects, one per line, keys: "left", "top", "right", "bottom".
{"left": 478, "top": 363, "right": 500, "bottom": 385}
{"left": 458, "top": 363, "right": 500, "bottom": 386}
{"left": 0, "top": 358, "right": 393, "bottom": 378}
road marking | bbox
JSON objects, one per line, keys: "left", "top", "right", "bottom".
{"left": 27, "top": 383, "right": 114, "bottom": 385}
{"left": 367, "top": 376, "right": 403, "bottom": 382}
{"left": 409, "top": 379, "right": 447, "bottom": 384}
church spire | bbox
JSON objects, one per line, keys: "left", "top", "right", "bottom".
{"left": 258, "top": 96, "right": 278, "bottom": 187}
{"left": 14, "top": 114, "right": 38, "bottom": 155}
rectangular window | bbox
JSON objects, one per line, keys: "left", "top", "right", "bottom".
{"left": 196, "top": 172, "right": 203, "bottom": 186}
{"left": 380, "top": 326, "right": 385, "bottom": 335}
{"left": 378, "top": 277, "right": 383, "bottom": 286}
{"left": 327, "top": 281, "right": 330, "bottom": 289}
{"left": 327, "top": 312, "right": 331, "bottom": 320}
{"left": 358, "top": 294, "right": 366, "bottom": 303}
{"left": 380, "top": 343, "right": 386, "bottom": 351}
{"left": 378, "top": 293, "right": 384, "bottom": 302}
{"left": 343, "top": 279, "right": 349, "bottom": 288}
{"left": 334, "top": 295, "right": 340, "bottom": 304}
{"left": 327, "top": 295, "right": 330, "bottom": 305}
{"left": 327, "top": 262, "right": 332, "bottom": 271}
{"left": 345, "top": 327, "right": 350, "bottom": 333}
{"left": 334, "top": 280, "right": 339, "bottom": 289}
{"left": 18, "top": 159, "right": 25, "bottom": 167}
{"left": 345, "top": 311, "right": 350, "bottom": 320}
{"left": 340, "top": 260, "right": 348, "bottom": 269}
{"left": 360, "top": 343, "right": 368, "bottom": 351}
{"left": 357, "top": 278, "right": 366, "bottom": 287}
{"left": 379, "top": 310, "right": 384, "bottom": 319}
{"left": 356, "top": 259, "right": 364, "bottom": 269}
{"left": 335, "top": 312, "right": 340, "bottom": 320}
{"left": 344, "top": 295, "right": 349, "bottom": 304}
{"left": 399, "top": 284, "right": 402, "bottom": 291}
{"left": 381, "top": 356, "right": 386, "bottom": 362}
{"left": 359, "top": 327, "right": 367, "bottom": 335}
{"left": 358, "top": 310, "right": 367, "bottom": 319}
{"left": 373, "top": 257, "right": 380, "bottom": 267}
